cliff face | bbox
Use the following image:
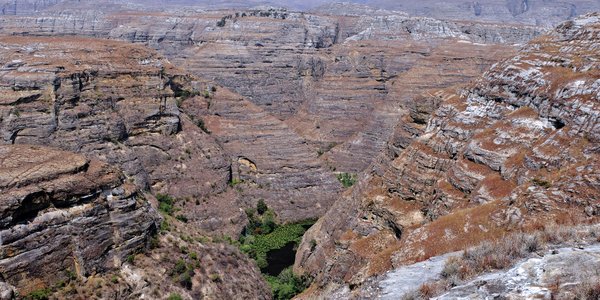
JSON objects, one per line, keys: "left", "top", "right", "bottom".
{"left": 0, "top": 6, "right": 539, "bottom": 220}
{"left": 0, "top": 143, "right": 271, "bottom": 299}
{"left": 294, "top": 13, "right": 600, "bottom": 296}
{"left": 0, "top": 36, "right": 273, "bottom": 300}
{"left": 0, "top": 36, "right": 260, "bottom": 236}
{"left": 0, "top": 144, "right": 158, "bottom": 295}
{"left": 102, "top": 9, "right": 538, "bottom": 174}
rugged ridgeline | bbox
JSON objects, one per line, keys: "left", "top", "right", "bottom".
{"left": 7, "top": 0, "right": 598, "bottom": 27}
{"left": 0, "top": 5, "right": 541, "bottom": 174}
{"left": 315, "top": 0, "right": 600, "bottom": 27}
{"left": 0, "top": 33, "right": 339, "bottom": 238}
{"left": 294, "top": 13, "right": 600, "bottom": 297}
{"left": 0, "top": 36, "right": 248, "bottom": 236}
{"left": 0, "top": 5, "right": 540, "bottom": 218}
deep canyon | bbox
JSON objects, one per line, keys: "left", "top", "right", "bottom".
{"left": 0, "top": 1, "right": 599, "bottom": 299}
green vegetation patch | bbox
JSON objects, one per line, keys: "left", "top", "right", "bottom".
{"left": 241, "top": 222, "right": 307, "bottom": 269}
{"left": 156, "top": 193, "right": 176, "bottom": 215}
{"left": 167, "top": 293, "right": 183, "bottom": 300}
{"left": 26, "top": 288, "right": 52, "bottom": 300}
{"left": 265, "top": 267, "right": 310, "bottom": 300}
{"left": 236, "top": 200, "right": 315, "bottom": 299}
{"left": 336, "top": 172, "right": 357, "bottom": 188}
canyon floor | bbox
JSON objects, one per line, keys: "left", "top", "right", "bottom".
{"left": 0, "top": 1, "right": 599, "bottom": 300}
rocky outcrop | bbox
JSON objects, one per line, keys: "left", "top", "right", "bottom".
{"left": 348, "top": 228, "right": 600, "bottom": 299}
{"left": 0, "top": 144, "right": 270, "bottom": 299}
{"left": 437, "top": 244, "right": 600, "bottom": 299}
{"left": 0, "top": 36, "right": 255, "bottom": 236}
{"left": 294, "top": 13, "right": 600, "bottom": 297}
{"left": 0, "top": 144, "right": 158, "bottom": 295}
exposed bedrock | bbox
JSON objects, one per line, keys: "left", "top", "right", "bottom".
{"left": 294, "top": 13, "right": 600, "bottom": 297}
{"left": 0, "top": 144, "right": 159, "bottom": 294}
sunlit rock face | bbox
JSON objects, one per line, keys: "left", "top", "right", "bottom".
{"left": 294, "top": 13, "right": 600, "bottom": 297}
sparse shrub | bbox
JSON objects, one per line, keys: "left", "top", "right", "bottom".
{"left": 261, "top": 209, "right": 277, "bottom": 234}
{"left": 160, "top": 219, "right": 171, "bottom": 232}
{"left": 524, "top": 234, "right": 541, "bottom": 253}
{"left": 174, "top": 259, "right": 187, "bottom": 275}
{"left": 171, "top": 258, "right": 194, "bottom": 289}
{"left": 196, "top": 118, "right": 210, "bottom": 134}
{"left": 176, "top": 214, "right": 188, "bottom": 223}
{"left": 55, "top": 280, "right": 66, "bottom": 288}
{"left": 65, "top": 269, "right": 77, "bottom": 281}
{"left": 149, "top": 236, "right": 160, "bottom": 249}
{"left": 179, "top": 271, "right": 193, "bottom": 289}
{"left": 180, "top": 245, "right": 188, "bottom": 254}
{"left": 167, "top": 293, "right": 183, "bottom": 300}
{"left": 189, "top": 252, "right": 198, "bottom": 261}
{"left": 230, "top": 178, "right": 243, "bottom": 186}
{"left": 211, "top": 86, "right": 217, "bottom": 92}
{"left": 418, "top": 282, "right": 437, "bottom": 298}
{"left": 127, "top": 254, "right": 135, "bottom": 264}
{"left": 26, "top": 288, "right": 51, "bottom": 300}
{"left": 317, "top": 142, "right": 337, "bottom": 157}
{"left": 257, "top": 199, "right": 268, "bottom": 215}
{"left": 175, "top": 89, "right": 200, "bottom": 101}
{"left": 441, "top": 256, "right": 461, "bottom": 279}
{"left": 532, "top": 178, "right": 552, "bottom": 188}
{"left": 156, "top": 193, "right": 175, "bottom": 215}
{"left": 245, "top": 207, "right": 256, "bottom": 219}
{"left": 336, "top": 173, "right": 357, "bottom": 188}
{"left": 209, "top": 274, "right": 221, "bottom": 282}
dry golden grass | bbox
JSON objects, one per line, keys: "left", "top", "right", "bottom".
{"left": 478, "top": 173, "right": 516, "bottom": 199}
{"left": 398, "top": 200, "right": 507, "bottom": 263}
{"left": 405, "top": 224, "right": 600, "bottom": 299}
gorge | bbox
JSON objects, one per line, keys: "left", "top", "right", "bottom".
{"left": 0, "top": 1, "right": 599, "bottom": 299}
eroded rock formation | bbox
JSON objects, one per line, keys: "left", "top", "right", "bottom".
{"left": 294, "top": 13, "right": 600, "bottom": 297}
{"left": 0, "top": 144, "right": 158, "bottom": 295}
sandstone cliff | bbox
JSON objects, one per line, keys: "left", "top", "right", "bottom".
{"left": 0, "top": 35, "right": 278, "bottom": 298}
{"left": 294, "top": 13, "right": 600, "bottom": 297}
{"left": 0, "top": 5, "right": 541, "bottom": 173}
{"left": 0, "top": 144, "right": 158, "bottom": 296}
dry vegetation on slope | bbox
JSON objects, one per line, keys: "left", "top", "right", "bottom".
{"left": 294, "top": 13, "right": 600, "bottom": 298}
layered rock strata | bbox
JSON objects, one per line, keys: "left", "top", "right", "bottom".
{"left": 0, "top": 144, "right": 158, "bottom": 295}
{"left": 295, "top": 13, "right": 600, "bottom": 297}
